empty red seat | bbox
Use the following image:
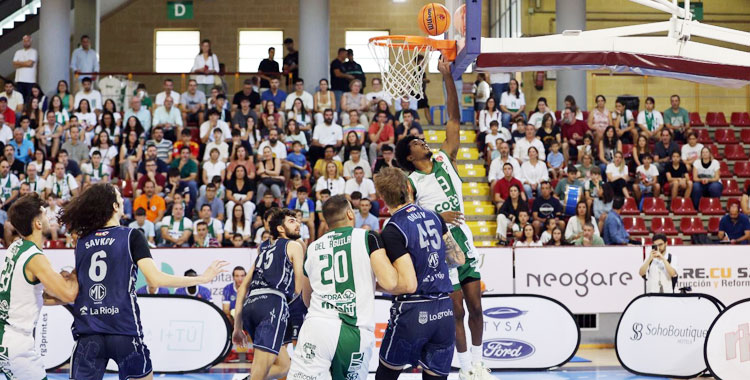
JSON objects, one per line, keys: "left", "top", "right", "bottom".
{"left": 719, "top": 161, "right": 732, "bottom": 178}
{"left": 555, "top": 110, "right": 562, "bottom": 120}
{"left": 45, "top": 240, "right": 66, "bottom": 249}
{"left": 669, "top": 237, "right": 684, "bottom": 245}
{"left": 680, "top": 217, "right": 707, "bottom": 234}
{"left": 623, "top": 217, "right": 649, "bottom": 235}
{"left": 694, "top": 129, "right": 711, "bottom": 144}
{"left": 121, "top": 179, "right": 133, "bottom": 198}
{"left": 731, "top": 112, "right": 750, "bottom": 127}
{"left": 722, "top": 179, "right": 742, "bottom": 196}
{"left": 621, "top": 144, "right": 634, "bottom": 158}
{"left": 741, "top": 129, "right": 750, "bottom": 144}
{"left": 689, "top": 112, "right": 704, "bottom": 126}
{"left": 708, "top": 217, "right": 721, "bottom": 234}
{"left": 671, "top": 197, "right": 697, "bottom": 215}
{"left": 651, "top": 217, "right": 678, "bottom": 235}
{"left": 725, "top": 145, "right": 748, "bottom": 160}
{"left": 582, "top": 111, "right": 589, "bottom": 121}
{"left": 715, "top": 128, "right": 738, "bottom": 144}
{"left": 699, "top": 197, "right": 725, "bottom": 215}
{"left": 706, "top": 144, "right": 723, "bottom": 160}
{"left": 642, "top": 197, "right": 668, "bottom": 215}
{"left": 632, "top": 110, "right": 639, "bottom": 120}
{"left": 621, "top": 197, "right": 640, "bottom": 215}
{"left": 735, "top": 162, "right": 750, "bottom": 178}
{"left": 706, "top": 112, "right": 729, "bottom": 127}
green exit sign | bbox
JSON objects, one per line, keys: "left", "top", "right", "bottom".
{"left": 167, "top": 1, "right": 193, "bottom": 20}
{"left": 682, "top": 1, "right": 703, "bottom": 21}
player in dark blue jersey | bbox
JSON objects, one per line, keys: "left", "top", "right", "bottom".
{"left": 232, "top": 208, "right": 305, "bottom": 380}
{"left": 373, "top": 167, "right": 464, "bottom": 380}
{"left": 59, "top": 183, "right": 227, "bottom": 380}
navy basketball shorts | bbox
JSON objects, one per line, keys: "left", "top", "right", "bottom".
{"left": 285, "top": 296, "right": 308, "bottom": 343}
{"left": 70, "top": 334, "right": 152, "bottom": 380}
{"left": 379, "top": 296, "right": 456, "bottom": 376}
{"left": 242, "top": 293, "right": 289, "bottom": 355}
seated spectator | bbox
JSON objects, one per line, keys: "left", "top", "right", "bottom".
{"left": 147, "top": 126, "right": 174, "bottom": 163}
{"left": 598, "top": 126, "right": 622, "bottom": 174}
{"left": 136, "top": 285, "right": 169, "bottom": 295}
{"left": 634, "top": 154, "right": 660, "bottom": 201}
{"left": 572, "top": 223, "right": 604, "bottom": 246}
{"left": 511, "top": 209, "right": 531, "bottom": 241}
{"left": 309, "top": 109, "right": 343, "bottom": 166}
{"left": 200, "top": 109, "right": 232, "bottom": 144}
{"left": 120, "top": 130, "right": 144, "bottom": 182}
{"left": 96, "top": 110, "right": 121, "bottom": 146}
{"left": 539, "top": 218, "right": 558, "bottom": 244}
{"left": 24, "top": 164, "right": 46, "bottom": 196}
{"left": 74, "top": 77, "right": 102, "bottom": 114}
{"left": 128, "top": 207, "right": 156, "bottom": 247}
{"left": 9, "top": 127, "right": 33, "bottom": 164}
{"left": 0, "top": 160, "right": 19, "bottom": 208}
{"left": 514, "top": 224, "right": 542, "bottom": 247}
{"left": 1, "top": 147, "right": 22, "bottom": 179}
{"left": 531, "top": 181, "right": 564, "bottom": 234}
{"left": 612, "top": 99, "right": 636, "bottom": 143}
{"left": 718, "top": 202, "right": 750, "bottom": 245}
{"left": 174, "top": 270, "right": 212, "bottom": 300}
{"left": 343, "top": 146, "right": 371, "bottom": 180}
{"left": 256, "top": 145, "right": 285, "bottom": 202}
{"left": 159, "top": 202, "right": 193, "bottom": 247}
{"left": 261, "top": 78, "right": 287, "bottom": 110}
{"left": 691, "top": 146, "right": 722, "bottom": 208}
{"left": 124, "top": 96, "right": 151, "bottom": 135}
{"left": 373, "top": 144, "right": 400, "bottom": 174}
{"left": 312, "top": 145, "right": 342, "bottom": 179}
{"left": 257, "top": 128, "right": 288, "bottom": 164}
{"left": 493, "top": 163, "right": 525, "bottom": 210}
{"left": 546, "top": 227, "right": 568, "bottom": 246}
{"left": 169, "top": 146, "right": 199, "bottom": 203}
{"left": 354, "top": 198, "right": 379, "bottom": 231}
{"left": 365, "top": 78, "right": 391, "bottom": 122}
{"left": 587, "top": 95, "right": 612, "bottom": 141}
{"left": 202, "top": 148, "right": 227, "bottom": 185}
{"left": 233, "top": 97, "right": 259, "bottom": 132}
{"left": 45, "top": 162, "right": 79, "bottom": 204}
{"left": 285, "top": 119, "right": 308, "bottom": 152}
{"left": 341, "top": 130, "right": 367, "bottom": 163}
{"left": 495, "top": 184, "right": 528, "bottom": 245}
{"left": 394, "top": 98, "right": 419, "bottom": 124}
{"left": 680, "top": 131, "right": 702, "bottom": 171}
{"left": 602, "top": 197, "right": 630, "bottom": 245}
{"left": 653, "top": 129, "right": 679, "bottom": 173}
{"left": 75, "top": 99, "right": 97, "bottom": 143}
{"left": 395, "top": 111, "right": 423, "bottom": 143}
{"left": 133, "top": 179, "right": 166, "bottom": 223}
{"left": 81, "top": 151, "right": 111, "bottom": 187}
{"left": 313, "top": 79, "right": 337, "bottom": 126}
{"left": 232, "top": 78, "right": 261, "bottom": 114}
{"left": 520, "top": 147, "right": 548, "bottom": 200}
{"left": 229, "top": 128, "right": 253, "bottom": 162}
{"left": 0, "top": 99, "right": 15, "bottom": 131}
{"left": 225, "top": 165, "right": 256, "bottom": 224}
{"left": 155, "top": 78, "right": 181, "bottom": 107}
{"left": 665, "top": 150, "right": 692, "bottom": 200}
{"left": 203, "top": 130, "right": 230, "bottom": 163}
{"left": 38, "top": 111, "right": 62, "bottom": 160}
{"left": 285, "top": 78, "right": 313, "bottom": 111}
{"left": 632, "top": 134, "right": 651, "bottom": 168}
{"left": 286, "top": 141, "right": 309, "bottom": 180}
{"left": 638, "top": 234, "right": 678, "bottom": 293}
{"left": 196, "top": 182, "right": 225, "bottom": 221}
{"left": 90, "top": 131, "right": 118, "bottom": 168}
{"left": 135, "top": 159, "right": 166, "bottom": 197}
{"left": 340, "top": 80, "right": 368, "bottom": 126}
{"left": 224, "top": 204, "right": 252, "bottom": 245}
{"left": 485, "top": 122, "right": 511, "bottom": 160}
{"left": 554, "top": 166, "right": 583, "bottom": 201}
{"left": 342, "top": 110, "right": 367, "bottom": 146}
{"left": 193, "top": 205, "right": 223, "bottom": 243}
{"left": 546, "top": 141, "right": 565, "bottom": 180}
{"left": 181, "top": 79, "right": 206, "bottom": 127}
{"left": 636, "top": 96, "right": 663, "bottom": 139}
{"left": 560, "top": 107, "right": 589, "bottom": 160}
{"left": 345, "top": 167, "right": 378, "bottom": 212}
{"left": 478, "top": 97, "right": 502, "bottom": 141}
{"left": 593, "top": 179, "right": 614, "bottom": 230}
{"left": 606, "top": 151, "right": 631, "bottom": 198}
{"left": 368, "top": 111, "right": 395, "bottom": 167}
{"left": 375, "top": 99, "right": 396, "bottom": 124}
{"left": 152, "top": 96, "right": 183, "bottom": 141}
{"left": 164, "top": 168, "right": 193, "bottom": 215}
{"left": 514, "top": 121, "right": 545, "bottom": 163}
{"left": 500, "top": 79, "right": 526, "bottom": 128}
{"left": 528, "top": 97, "right": 556, "bottom": 129}
{"left": 172, "top": 128, "right": 200, "bottom": 161}
{"left": 565, "top": 201, "right": 599, "bottom": 242}
{"left": 288, "top": 186, "right": 315, "bottom": 237}
{"left": 222, "top": 266, "right": 246, "bottom": 321}
{"left": 535, "top": 114, "right": 560, "bottom": 153}
{"left": 663, "top": 94, "right": 690, "bottom": 142}
{"left": 488, "top": 142, "right": 522, "bottom": 188}
{"left": 575, "top": 134, "right": 593, "bottom": 164}
{"left": 316, "top": 161, "right": 346, "bottom": 198}
{"left": 227, "top": 145, "right": 255, "bottom": 182}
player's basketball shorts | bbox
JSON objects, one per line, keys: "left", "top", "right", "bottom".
{"left": 241, "top": 291, "right": 290, "bottom": 355}
{"left": 379, "top": 295, "right": 455, "bottom": 376}
{"left": 450, "top": 256, "right": 481, "bottom": 291}
{"left": 70, "top": 334, "right": 152, "bottom": 380}
{"left": 287, "top": 316, "right": 374, "bottom": 380}
{"left": 285, "top": 296, "right": 307, "bottom": 343}
{"left": 0, "top": 330, "right": 45, "bottom": 380}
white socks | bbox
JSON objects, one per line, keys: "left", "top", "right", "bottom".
{"left": 458, "top": 350, "right": 473, "bottom": 372}
{"left": 471, "top": 344, "right": 483, "bottom": 366}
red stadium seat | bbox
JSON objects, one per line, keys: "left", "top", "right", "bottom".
{"left": 621, "top": 197, "right": 640, "bottom": 215}
{"left": 671, "top": 197, "right": 697, "bottom": 215}
{"left": 623, "top": 217, "right": 649, "bottom": 235}
{"left": 706, "top": 112, "right": 729, "bottom": 127}
{"left": 719, "top": 161, "right": 732, "bottom": 178}
{"left": 642, "top": 197, "right": 668, "bottom": 215}
{"left": 741, "top": 129, "right": 750, "bottom": 144}
{"left": 582, "top": 111, "right": 589, "bottom": 121}
{"left": 708, "top": 217, "right": 721, "bottom": 234}
{"left": 699, "top": 197, "right": 725, "bottom": 215}
{"left": 190, "top": 127, "right": 201, "bottom": 144}
{"left": 722, "top": 179, "right": 742, "bottom": 196}
{"left": 632, "top": 110, "right": 639, "bottom": 120}
{"left": 694, "top": 129, "right": 711, "bottom": 144}
{"left": 725, "top": 145, "right": 748, "bottom": 160}
{"left": 121, "top": 179, "right": 133, "bottom": 198}
{"left": 689, "top": 112, "right": 704, "bottom": 126}
{"left": 680, "top": 217, "right": 707, "bottom": 234}
{"left": 715, "top": 128, "right": 738, "bottom": 144}
{"left": 555, "top": 110, "right": 562, "bottom": 120}
{"left": 731, "top": 112, "right": 750, "bottom": 127}
{"left": 706, "top": 144, "right": 723, "bottom": 160}
{"left": 651, "top": 217, "right": 678, "bottom": 235}
{"left": 735, "top": 162, "right": 750, "bottom": 178}
{"left": 669, "top": 237, "right": 684, "bottom": 245}
{"left": 621, "top": 144, "right": 634, "bottom": 158}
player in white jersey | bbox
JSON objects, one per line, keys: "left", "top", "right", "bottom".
{"left": 394, "top": 58, "right": 492, "bottom": 380}
{"left": 287, "top": 195, "right": 409, "bottom": 380}
{"left": 0, "top": 194, "right": 79, "bottom": 379}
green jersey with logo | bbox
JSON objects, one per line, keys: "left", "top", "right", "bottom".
{"left": 305, "top": 227, "right": 376, "bottom": 331}
{"left": 0, "top": 239, "right": 44, "bottom": 341}
{"left": 408, "top": 150, "right": 477, "bottom": 259}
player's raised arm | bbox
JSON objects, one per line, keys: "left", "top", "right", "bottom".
{"left": 26, "top": 254, "right": 78, "bottom": 303}
{"left": 438, "top": 57, "right": 461, "bottom": 163}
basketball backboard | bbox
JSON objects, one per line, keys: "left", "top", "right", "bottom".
{"left": 444, "top": 0, "right": 481, "bottom": 80}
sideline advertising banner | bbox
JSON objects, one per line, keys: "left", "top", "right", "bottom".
{"left": 474, "top": 248, "right": 514, "bottom": 295}
{"left": 705, "top": 299, "right": 750, "bottom": 380}
{"left": 45, "top": 248, "right": 257, "bottom": 308}
{"left": 35, "top": 305, "right": 75, "bottom": 370}
{"left": 671, "top": 245, "right": 750, "bottom": 306}
{"left": 514, "top": 246, "right": 644, "bottom": 313}
{"left": 615, "top": 294, "right": 722, "bottom": 378}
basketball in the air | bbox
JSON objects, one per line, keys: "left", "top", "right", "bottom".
{"left": 418, "top": 3, "right": 451, "bottom": 36}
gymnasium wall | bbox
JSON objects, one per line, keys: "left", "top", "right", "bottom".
{"left": 100, "top": 0, "right": 490, "bottom": 106}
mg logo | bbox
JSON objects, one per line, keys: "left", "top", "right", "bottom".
{"left": 427, "top": 252, "right": 439, "bottom": 269}
{"left": 89, "top": 284, "right": 107, "bottom": 302}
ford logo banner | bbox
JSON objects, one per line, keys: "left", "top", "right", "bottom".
{"left": 483, "top": 306, "right": 526, "bottom": 319}
{"left": 483, "top": 339, "right": 535, "bottom": 360}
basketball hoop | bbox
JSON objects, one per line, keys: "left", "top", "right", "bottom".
{"left": 368, "top": 35, "right": 456, "bottom": 101}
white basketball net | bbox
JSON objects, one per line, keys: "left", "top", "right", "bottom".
{"left": 369, "top": 37, "right": 434, "bottom": 101}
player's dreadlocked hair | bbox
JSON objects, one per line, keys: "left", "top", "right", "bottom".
{"left": 59, "top": 182, "right": 120, "bottom": 237}
{"left": 395, "top": 135, "right": 419, "bottom": 172}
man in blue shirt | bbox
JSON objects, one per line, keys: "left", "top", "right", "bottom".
{"left": 718, "top": 203, "right": 750, "bottom": 245}
{"left": 136, "top": 285, "right": 170, "bottom": 295}
{"left": 355, "top": 197, "right": 380, "bottom": 231}
{"left": 8, "top": 126, "right": 33, "bottom": 164}
{"left": 175, "top": 269, "right": 213, "bottom": 300}
{"left": 70, "top": 35, "right": 99, "bottom": 82}
{"left": 222, "top": 266, "right": 246, "bottom": 321}
{"left": 260, "top": 78, "right": 287, "bottom": 110}
{"left": 603, "top": 197, "right": 631, "bottom": 245}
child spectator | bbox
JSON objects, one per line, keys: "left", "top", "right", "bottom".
{"left": 546, "top": 141, "right": 565, "bottom": 180}
{"left": 287, "top": 141, "right": 309, "bottom": 179}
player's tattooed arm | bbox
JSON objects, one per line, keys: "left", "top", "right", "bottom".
{"left": 443, "top": 232, "right": 465, "bottom": 268}
{"left": 437, "top": 56, "right": 460, "bottom": 163}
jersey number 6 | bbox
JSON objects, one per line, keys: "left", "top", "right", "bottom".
{"left": 89, "top": 250, "right": 108, "bottom": 282}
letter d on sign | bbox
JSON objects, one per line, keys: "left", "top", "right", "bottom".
{"left": 175, "top": 4, "right": 185, "bottom": 17}
{"left": 167, "top": 1, "right": 193, "bottom": 20}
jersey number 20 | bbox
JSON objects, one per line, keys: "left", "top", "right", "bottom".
{"left": 320, "top": 250, "right": 349, "bottom": 285}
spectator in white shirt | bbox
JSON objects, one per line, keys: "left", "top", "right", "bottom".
{"left": 45, "top": 162, "right": 80, "bottom": 203}
{"left": 342, "top": 146, "right": 372, "bottom": 180}
{"left": 191, "top": 39, "right": 220, "bottom": 95}
{"left": 152, "top": 96, "right": 183, "bottom": 141}
{"left": 310, "top": 109, "right": 343, "bottom": 164}
{"left": 484, "top": 121, "right": 511, "bottom": 160}
{"left": 500, "top": 79, "right": 526, "bottom": 128}
{"left": 203, "top": 129, "right": 230, "bottom": 162}
{"left": 257, "top": 129, "right": 288, "bottom": 160}
{"left": 635, "top": 154, "right": 661, "bottom": 200}
{"left": 73, "top": 77, "right": 103, "bottom": 115}
{"left": 636, "top": 96, "right": 664, "bottom": 140}
{"left": 474, "top": 73, "right": 491, "bottom": 125}
{"left": 520, "top": 147, "right": 549, "bottom": 200}
{"left": 123, "top": 96, "right": 152, "bottom": 134}
{"left": 364, "top": 77, "right": 391, "bottom": 122}
{"left": 514, "top": 120, "right": 546, "bottom": 162}
{"left": 478, "top": 97, "right": 502, "bottom": 134}
{"left": 2, "top": 82, "right": 24, "bottom": 113}
{"left": 344, "top": 167, "right": 377, "bottom": 200}
{"left": 199, "top": 109, "right": 232, "bottom": 144}
{"left": 527, "top": 97, "right": 556, "bottom": 129}
{"left": 12, "top": 35, "right": 37, "bottom": 100}
{"left": 70, "top": 35, "right": 99, "bottom": 83}
{"left": 202, "top": 147, "right": 227, "bottom": 184}
{"left": 284, "top": 78, "right": 313, "bottom": 111}
{"left": 488, "top": 142, "right": 522, "bottom": 188}
{"left": 680, "top": 131, "right": 703, "bottom": 171}
{"left": 155, "top": 78, "right": 181, "bottom": 107}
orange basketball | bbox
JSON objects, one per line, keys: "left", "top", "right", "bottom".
{"left": 418, "top": 3, "right": 451, "bottom": 36}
